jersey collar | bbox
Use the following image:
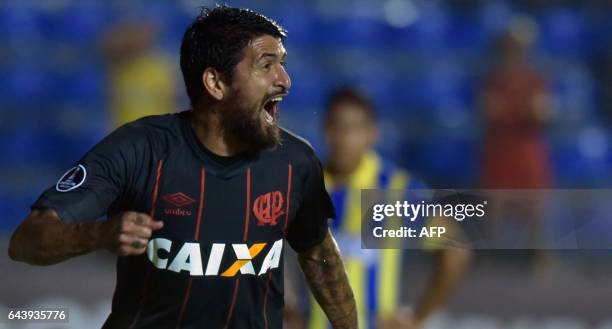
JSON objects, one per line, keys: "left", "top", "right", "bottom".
{"left": 179, "top": 111, "right": 254, "bottom": 179}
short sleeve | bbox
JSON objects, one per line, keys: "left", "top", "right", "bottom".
{"left": 32, "top": 124, "right": 144, "bottom": 223}
{"left": 286, "top": 153, "right": 335, "bottom": 253}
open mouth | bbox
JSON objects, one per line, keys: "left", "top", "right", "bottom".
{"left": 263, "top": 95, "right": 284, "bottom": 124}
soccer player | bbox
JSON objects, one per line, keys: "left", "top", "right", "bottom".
{"left": 8, "top": 6, "right": 357, "bottom": 329}
{"left": 304, "top": 88, "right": 471, "bottom": 329}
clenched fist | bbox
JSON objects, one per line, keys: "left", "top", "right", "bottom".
{"left": 98, "top": 211, "right": 164, "bottom": 256}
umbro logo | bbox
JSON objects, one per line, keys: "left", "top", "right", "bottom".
{"left": 163, "top": 192, "right": 195, "bottom": 207}
{"left": 162, "top": 192, "right": 195, "bottom": 216}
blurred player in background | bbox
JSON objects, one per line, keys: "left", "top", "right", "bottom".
{"left": 101, "top": 22, "right": 176, "bottom": 127}
{"left": 296, "top": 87, "right": 471, "bottom": 329}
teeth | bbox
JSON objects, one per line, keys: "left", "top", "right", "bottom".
{"left": 263, "top": 110, "right": 274, "bottom": 124}
{"left": 270, "top": 96, "right": 283, "bottom": 102}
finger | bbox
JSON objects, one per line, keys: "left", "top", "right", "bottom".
{"left": 131, "top": 247, "right": 147, "bottom": 255}
{"left": 118, "top": 234, "right": 148, "bottom": 246}
{"left": 121, "top": 211, "right": 140, "bottom": 223}
{"left": 118, "top": 233, "right": 132, "bottom": 245}
{"left": 132, "top": 213, "right": 152, "bottom": 227}
{"left": 128, "top": 226, "right": 153, "bottom": 239}
{"left": 119, "top": 244, "right": 147, "bottom": 256}
{"left": 133, "top": 239, "right": 149, "bottom": 254}
{"left": 149, "top": 220, "right": 164, "bottom": 231}
{"left": 130, "top": 239, "right": 148, "bottom": 250}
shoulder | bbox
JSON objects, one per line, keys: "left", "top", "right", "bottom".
{"left": 121, "top": 113, "right": 182, "bottom": 134}
{"left": 113, "top": 113, "right": 182, "bottom": 145}
{"left": 377, "top": 155, "right": 429, "bottom": 190}
{"left": 273, "top": 128, "right": 325, "bottom": 182}
{"left": 86, "top": 113, "right": 183, "bottom": 159}
{"left": 278, "top": 128, "right": 319, "bottom": 164}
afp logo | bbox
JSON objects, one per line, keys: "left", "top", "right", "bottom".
{"left": 253, "top": 191, "right": 285, "bottom": 226}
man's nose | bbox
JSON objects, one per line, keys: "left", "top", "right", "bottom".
{"left": 274, "top": 66, "right": 291, "bottom": 92}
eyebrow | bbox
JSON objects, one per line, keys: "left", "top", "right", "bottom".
{"left": 258, "top": 52, "right": 287, "bottom": 61}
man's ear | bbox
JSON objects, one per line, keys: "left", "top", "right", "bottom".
{"left": 202, "top": 68, "right": 229, "bottom": 101}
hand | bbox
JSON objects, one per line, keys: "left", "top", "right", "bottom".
{"left": 98, "top": 211, "right": 164, "bottom": 256}
{"left": 378, "top": 307, "right": 422, "bottom": 329}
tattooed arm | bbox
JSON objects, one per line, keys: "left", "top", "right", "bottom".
{"left": 9, "top": 209, "right": 163, "bottom": 265}
{"left": 297, "top": 229, "right": 358, "bottom": 329}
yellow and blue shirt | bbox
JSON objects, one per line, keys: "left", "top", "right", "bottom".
{"left": 308, "top": 152, "right": 427, "bottom": 329}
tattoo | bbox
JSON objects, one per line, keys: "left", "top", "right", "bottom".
{"left": 9, "top": 210, "right": 102, "bottom": 266}
{"left": 298, "top": 230, "right": 358, "bottom": 329}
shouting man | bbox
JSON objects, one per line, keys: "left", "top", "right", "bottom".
{"left": 9, "top": 6, "right": 357, "bottom": 329}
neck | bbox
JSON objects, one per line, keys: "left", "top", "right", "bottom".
{"left": 327, "top": 152, "right": 371, "bottom": 186}
{"left": 328, "top": 170, "right": 350, "bottom": 186}
{"left": 189, "top": 105, "right": 244, "bottom": 157}
{"left": 327, "top": 161, "right": 359, "bottom": 186}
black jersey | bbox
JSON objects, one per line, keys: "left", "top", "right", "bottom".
{"left": 32, "top": 111, "right": 334, "bottom": 329}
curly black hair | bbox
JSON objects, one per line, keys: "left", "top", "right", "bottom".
{"left": 180, "top": 5, "right": 287, "bottom": 106}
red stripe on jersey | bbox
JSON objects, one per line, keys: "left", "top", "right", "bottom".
{"left": 224, "top": 169, "right": 251, "bottom": 328}
{"left": 193, "top": 167, "right": 206, "bottom": 240}
{"left": 283, "top": 164, "right": 293, "bottom": 235}
{"left": 175, "top": 278, "right": 193, "bottom": 329}
{"left": 129, "top": 159, "right": 164, "bottom": 329}
{"left": 149, "top": 159, "right": 164, "bottom": 218}
{"left": 176, "top": 167, "right": 206, "bottom": 328}
{"left": 242, "top": 168, "right": 252, "bottom": 241}
{"left": 264, "top": 164, "right": 291, "bottom": 328}
{"left": 223, "top": 278, "right": 241, "bottom": 329}
{"left": 262, "top": 272, "right": 272, "bottom": 329}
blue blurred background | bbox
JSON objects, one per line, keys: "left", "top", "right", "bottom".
{"left": 1, "top": 1, "right": 612, "bottom": 328}
{"left": 2, "top": 0, "right": 612, "bottom": 229}
{"left": 2, "top": 0, "right": 612, "bottom": 232}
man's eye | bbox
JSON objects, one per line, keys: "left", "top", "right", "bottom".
{"left": 264, "top": 63, "right": 272, "bottom": 69}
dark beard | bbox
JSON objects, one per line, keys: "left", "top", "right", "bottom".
{"left": 220, "top": 97, "right": 281, "bottom": 155}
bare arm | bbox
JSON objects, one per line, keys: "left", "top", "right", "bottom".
{"left": 412, "top": 247, "right": 472, "bottom": 327}
{"left": 8, "top": 209, "right": 163, "bottom": 266}
{"left": 297, "top": 230, "right": 357, "bottom": 329}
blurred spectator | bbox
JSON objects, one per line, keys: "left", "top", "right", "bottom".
{"left": 479, "top": 18, "right": 556, "bottom": 270}
{"left": 480, "top": 17, "right": 553, "bottom": 189}
{"left": 101, "top": 22, "right": 176, "bottom": 126}
{"left": 289, "top": 87, "right": 470, "bottom": 329}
